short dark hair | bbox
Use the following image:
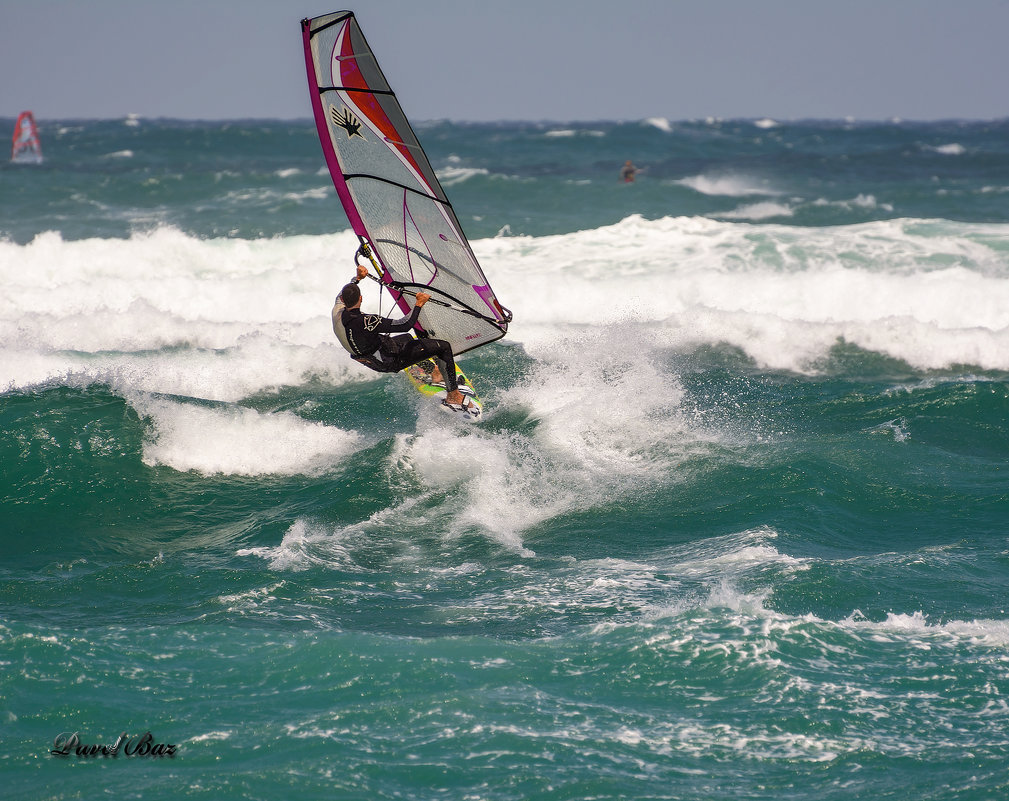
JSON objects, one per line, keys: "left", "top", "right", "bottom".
{"left": 341, "top": 282, "right": 361, "bottom": 307}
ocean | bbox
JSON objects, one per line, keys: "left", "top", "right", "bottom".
{"left": 2, "top": 115, "right": 1009, "bottom": 800}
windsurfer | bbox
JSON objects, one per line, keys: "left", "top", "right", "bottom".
{"left": 333, "top": 266, "right": 466, "bottom": 406}
{"left": 620, "top": 160, "right": 639, "bottom": 182}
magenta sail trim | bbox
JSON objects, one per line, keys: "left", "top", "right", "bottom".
{"left": 302, "top": 19, "right": 410, "bottom": 318}
{"left": 302, "top": 22, "right": 366, "bottom": 240}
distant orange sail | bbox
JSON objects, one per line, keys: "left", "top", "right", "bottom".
{"left": 11, "top": 111, "right": 43, "bottom": 164}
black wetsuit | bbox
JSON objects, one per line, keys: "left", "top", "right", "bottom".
{"left": 341, "top": 305, "right": 459, "bottom": 393}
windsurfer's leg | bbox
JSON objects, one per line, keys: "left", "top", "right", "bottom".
{"left": 401, "top": 338, "right": 461, "bottom": 400}
{"left": 433, "top": 348, "right": 463, "bottom": 405}
{"left": 433, "top": 356, "right": 456, "bottom": 391}
{"left": 429, "top": 343, "right": 458, "bottom": 394}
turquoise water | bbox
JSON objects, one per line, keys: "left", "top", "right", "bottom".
{"left": 2, "top": 116, "right": 1009, "bottom": 800}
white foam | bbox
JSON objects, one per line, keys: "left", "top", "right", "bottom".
{"left": 0, "top": 227, "right": 371, "bottom": 398}
{"left": 238, "top": 519, "right": 334, "bottom": 570}
{"left": 670, "top": 529, "right": 808, "bottom": 579}
{"left": 623, "top": 532, "right": 1009, "bottom": 654}
{"left": 474, "top": 215, "right": 1009, "bottom": 372}
{"left": 218, "top": 185, "right": 329, "bottom": 207}
{"left": 754, "top": 118, "right": 780, "bottom": 129}
{"left": 543, "top": 128, "right": 604, "bottom": 139}
{"left": 845, "top": 610, "right": 1009, "bottom": 646}
{"left": 644, "top": 117, "right": 672, "bottom": 133}
{"left": 928, "top": 143, "right": 966, "bottom": 156}
{"left": 283, "top": 187, "right": 330, "bottom": 202}
{"left": 811, "top": 194, "right": 894, "bottom": 213}
{"left": 437, "top": 165, "right": 490, "bottom": 186}
{"left": 676, "top": 174, "right": 781, "bottom": 197}
{"left": 6, "top": 218, "right": 1009, "bottom": 391}
{"left": 134, "top": 394, "right": 363, "bottom": 476}
{"left": 869, "top": 418, "right": 911, "bottom": 442}
{"left": 239, "top": 497, "right": 433, "bottom": 570}
{"left": 384, "top": 328, "right": 709, "bottom": 553}
{"left": 217, "top": 582, "right": 286, "bottom": 612}
{"left": 188, "top": 731, "right": 232, "bottom": 743}
{"left": 717, "top": 201, "right": 794, "bottom": 220}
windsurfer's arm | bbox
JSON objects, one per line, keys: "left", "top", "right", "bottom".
{"left": 376, "top": 295, "right": 428, "bottom": 333}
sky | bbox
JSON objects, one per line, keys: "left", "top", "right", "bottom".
{"left": 2, "top": 0, "right": 1008, "bottom": 122}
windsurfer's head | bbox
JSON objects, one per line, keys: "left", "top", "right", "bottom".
{"left": 341, "top": 282, "right": 362, "bottom": 308}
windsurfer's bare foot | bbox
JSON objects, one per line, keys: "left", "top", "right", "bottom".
{"left": 431, "top": 365, "right": 444, "bottom": 383}
{"left": 446, "top": 389, "right": 464, "bottom": 405}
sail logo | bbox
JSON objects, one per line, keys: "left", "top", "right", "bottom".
{"left": 331, "top": 107, "right": 363, "bottom": 139}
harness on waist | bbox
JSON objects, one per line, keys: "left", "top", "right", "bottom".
{"left": 332, "top": 297, "right": 404, "bottom": 373}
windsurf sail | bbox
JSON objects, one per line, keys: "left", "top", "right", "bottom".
{"left": 11, "top": 111, "right": 43, "bottom": 164}
{"left": 301, "top": 11, "right": 511, "bottom": 356}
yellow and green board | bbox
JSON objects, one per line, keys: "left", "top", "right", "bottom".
{"left": 404, "top": 360, "right": 483, "bottom": 421}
